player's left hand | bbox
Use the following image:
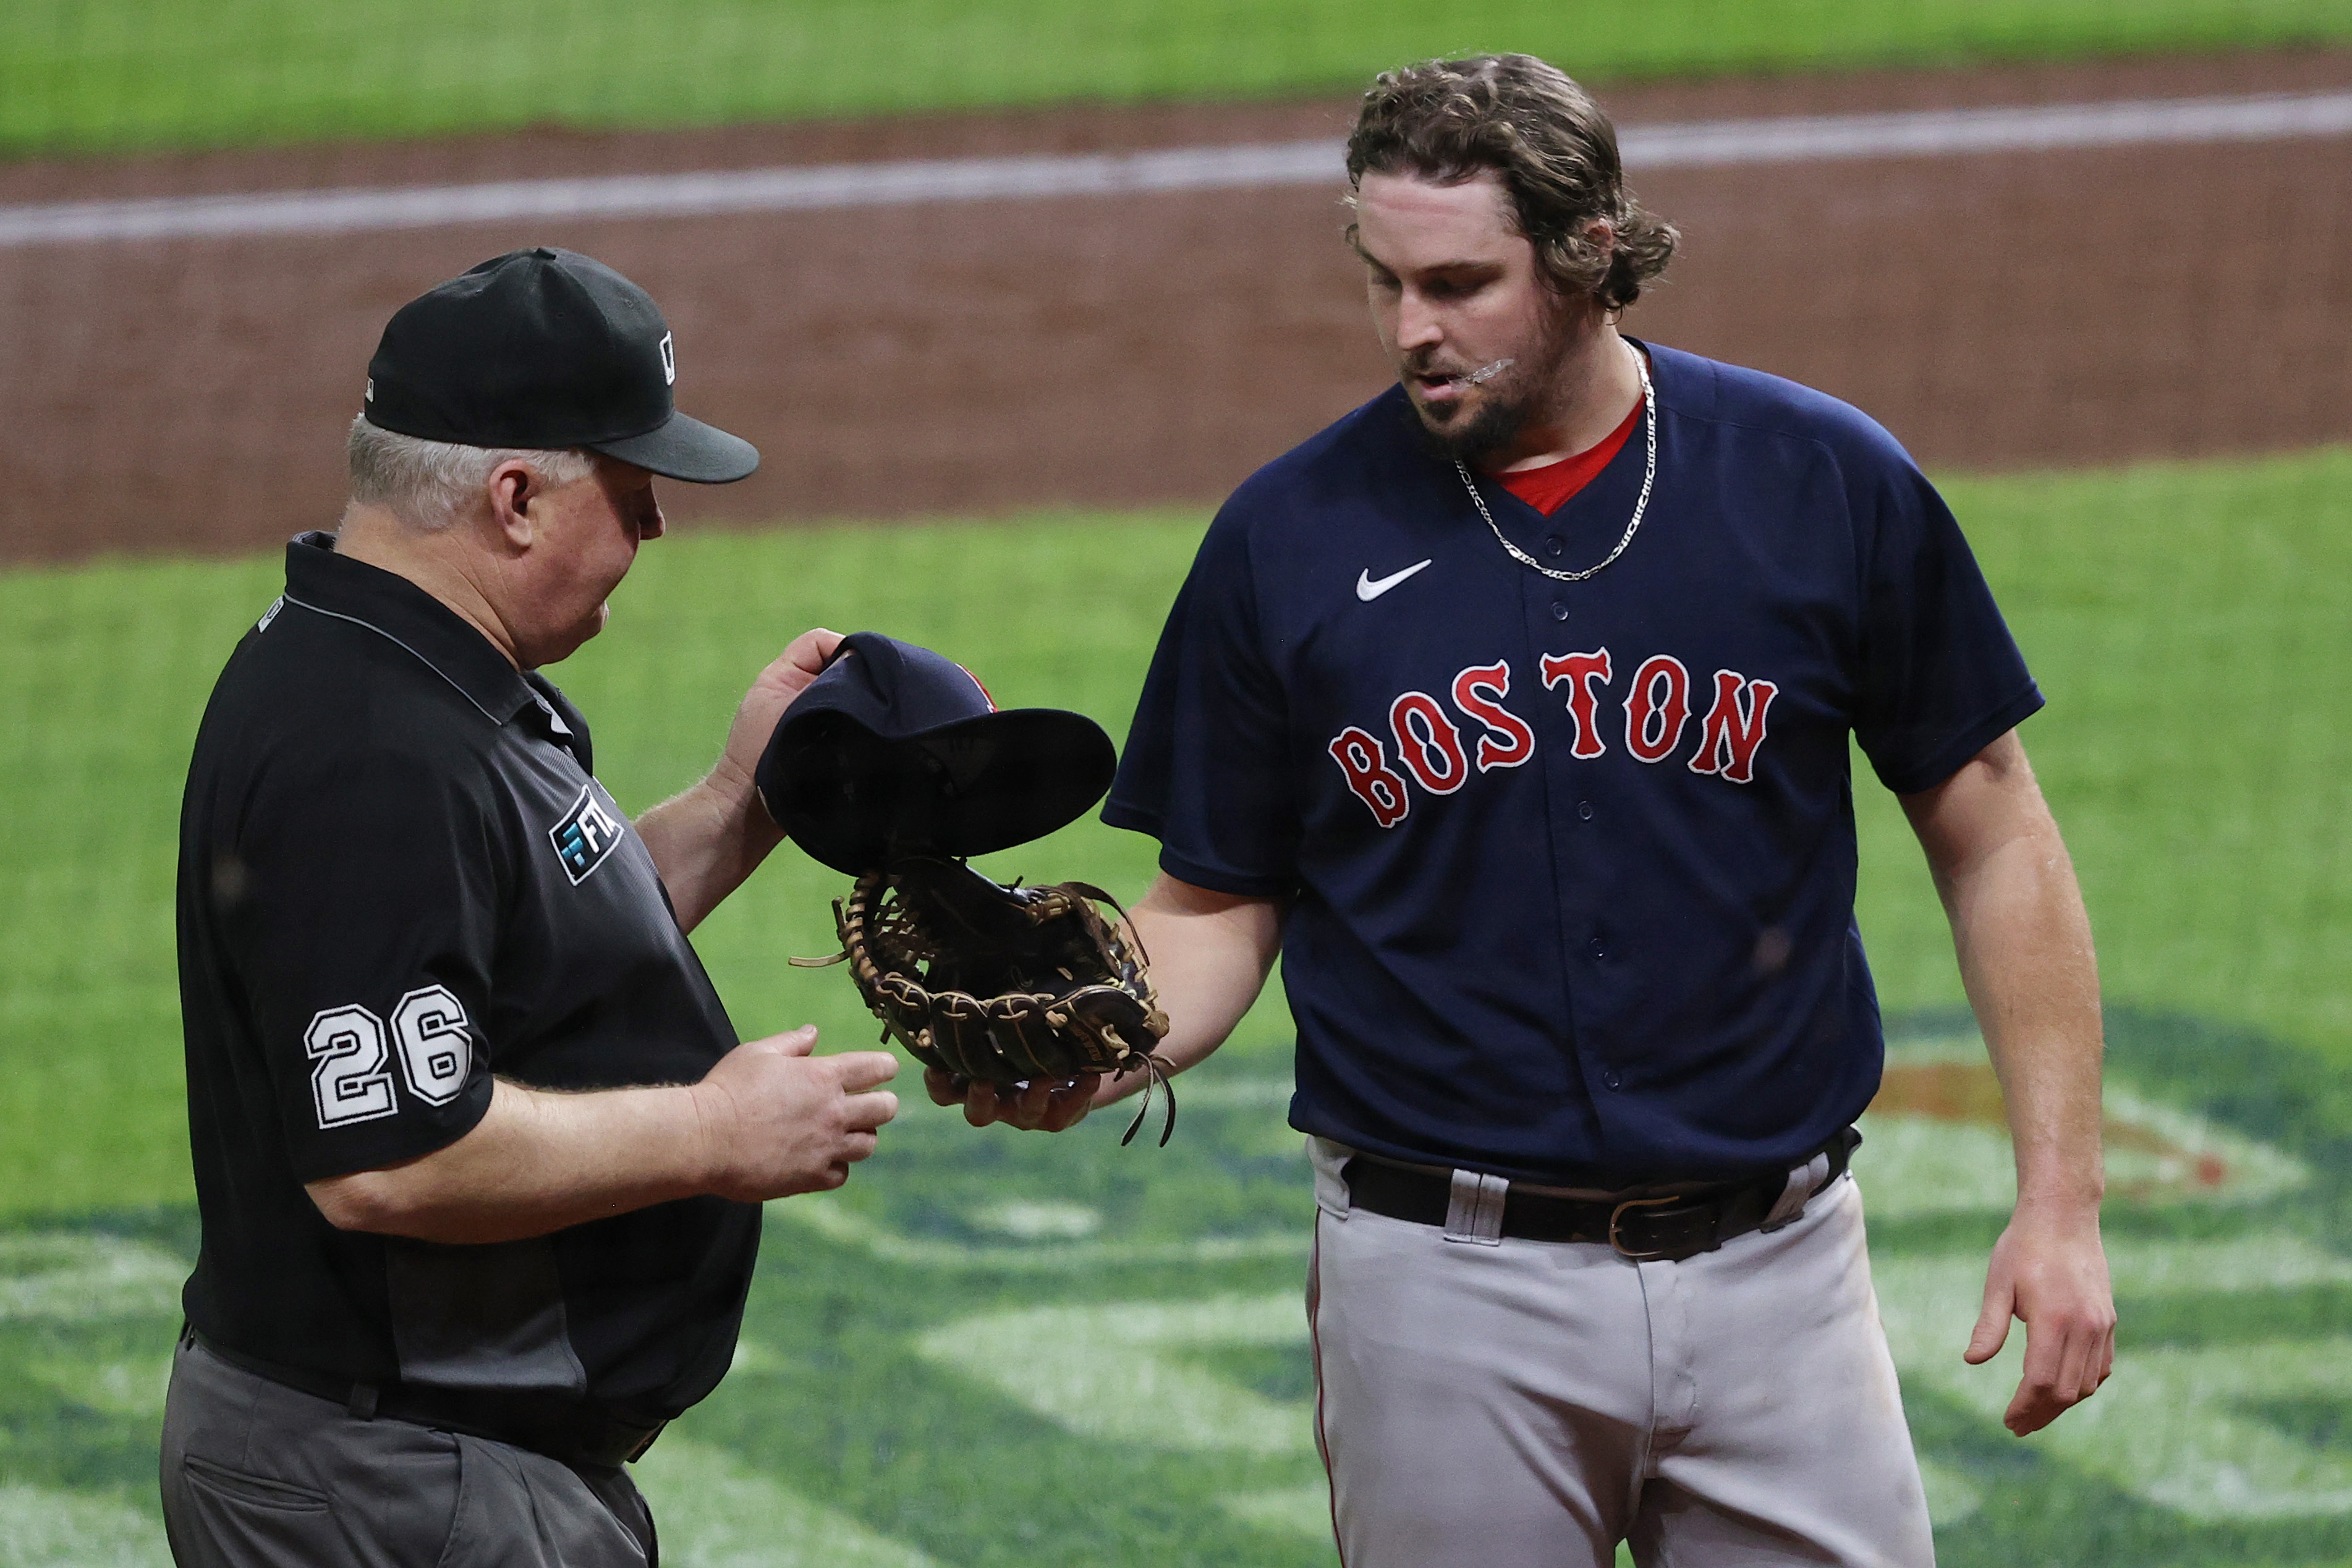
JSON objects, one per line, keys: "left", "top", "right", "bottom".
{"left": 711, "top": 628, "right": 846, "bottom": 810}
{"left": 924, "top": 1068, "right": 1100, "bottom": 1133}
{"left": 1966, "top": 1204, "right": 2115, "bottom": 1436}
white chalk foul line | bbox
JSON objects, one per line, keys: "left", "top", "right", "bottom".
{"left": 1624, "top": 87, "right": 2352, "bottom": 165}
{"left": 4, "top": 89, "right": 2348, "bottom": 248}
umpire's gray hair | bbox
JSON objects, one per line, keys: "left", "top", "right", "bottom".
{"left": 345, "top": 417, "right": 598, "bottom": 532}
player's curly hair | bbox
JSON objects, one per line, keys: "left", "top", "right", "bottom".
{"left": 1346, "top": 54, "right": 1678, "bottom": 311}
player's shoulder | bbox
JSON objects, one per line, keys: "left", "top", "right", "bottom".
{"left": 1647, "top": 341, "right": 1920, "bottom": 479}
{"left": 1205, "top": 386, "right": 1427, "bottom": 547}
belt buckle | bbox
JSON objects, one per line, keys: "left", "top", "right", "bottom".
{"left": 1608, "top": 1194, "right": 1689, "bottom": 1260}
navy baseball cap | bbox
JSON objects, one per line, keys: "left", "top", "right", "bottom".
{"left": 756, "top": 632, "right": 1116, "bottom": 875}
{"left": 362, "top": 247, "right": 758, "bottom": 483}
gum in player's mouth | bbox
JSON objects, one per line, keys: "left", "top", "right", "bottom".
{"left": 1416, "top": 358, "right": 1512, "bottom": 398}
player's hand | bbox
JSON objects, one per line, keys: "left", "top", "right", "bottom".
{"left": 710, "top": 627, "right": 846, "bottom": 808}
{"left": 693, "top": 1026, "right": 899, "bottom": 1199}
{"left": 1965, "top": 1203, "right": 2115, "bottom": 1435}
{"left": 924, "top": 1067, "right": 1099, "bottom": 1133}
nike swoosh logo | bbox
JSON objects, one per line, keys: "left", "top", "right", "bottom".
{"left": 1356, "top": 559, "right": 1433, "bottom": 602}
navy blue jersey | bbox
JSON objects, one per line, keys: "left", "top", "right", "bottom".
{"left": 1105, "top": 342, "right": 2040, "bottom": 1183}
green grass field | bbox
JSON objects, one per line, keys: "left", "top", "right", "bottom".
{"left": 2, "top": 448, "right": 2350, "bottom": 1564}
{"left": 6, "top": 0, "right": 2350, "bottom": 156}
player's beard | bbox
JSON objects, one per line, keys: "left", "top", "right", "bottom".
{"left": 1403, "top": 302, "right": 1578, "bottom": 468}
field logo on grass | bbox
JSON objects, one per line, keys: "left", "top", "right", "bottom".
{"left": 878, "top": 1021, "right": 2352, "bottom": 1545}
{"left": 1861, "top": 1032, "right": 2352, "bottom": 1524}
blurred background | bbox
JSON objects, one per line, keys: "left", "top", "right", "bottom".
{"left": 2, "top": 3, "right": 2349, "bottom": 1564}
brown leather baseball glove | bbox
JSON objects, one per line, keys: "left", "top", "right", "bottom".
{"left": 798, "top": 855, "right": 1176, "bottom": 1145}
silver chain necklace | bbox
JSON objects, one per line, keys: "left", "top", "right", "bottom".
{"left": 1454, "top": 349, "right": 1656, "bottom": 584}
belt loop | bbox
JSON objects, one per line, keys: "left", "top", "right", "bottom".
{"left": 347, "top": 1383, "right": 380, "bottom": 1420}
{"left": 1442, "top": 1168, "right": 1509, "bottom": 1246}
{"left": 1317, "top": 1142, "right": 1358, "bottom": 1218}
{"left": 1759, "top": 1153, "right": 1824, "bottom": 1231}
{"left": 1761, "top": 1132, "right": 1848, "bottom": 1233}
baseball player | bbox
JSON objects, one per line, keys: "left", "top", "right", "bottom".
{"left": 954, "top": 54, "right": 2114, "bottom": 1566}
{"left": 165, "top": 248, "right": 899, "bottom": 1566}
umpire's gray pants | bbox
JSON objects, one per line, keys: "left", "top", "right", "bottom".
{"left": 1308, "top": 1138, "right": 1935, "bottom": 1568}
{"left": 160, "top": 1333, "right": 656, "bottom": 1567}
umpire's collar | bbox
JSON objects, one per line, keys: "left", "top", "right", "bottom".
{"left": 281, "top": 530, "right": 539, "bottom": 726}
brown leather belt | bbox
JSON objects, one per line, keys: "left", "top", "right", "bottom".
{"left": 186, "top": 1327, "right": 667, "bottom": 1468}
{"left": 1341, "top": 1127, "right": 1857, "bottom": 1262}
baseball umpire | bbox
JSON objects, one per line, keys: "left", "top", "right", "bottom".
{"left": 951, "top": 54, "right": 2115, "bottom": 1566}
{"left": 164, "top": 247, "right": 899, "bottom": 1566}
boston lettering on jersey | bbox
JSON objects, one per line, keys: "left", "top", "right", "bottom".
{"left": 1330, "top": 651, "right": 1778, "bottom": 827}
{"left": 1108, "top": 342, "right": 2042, "bottom": 1183}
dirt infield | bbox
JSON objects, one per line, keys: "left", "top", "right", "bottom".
{"left": 2, "top": 50, "right": 2348, "bottom": 561}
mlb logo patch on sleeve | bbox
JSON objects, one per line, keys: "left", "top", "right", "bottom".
{"left": 550, "top": 784, "right": 626, "bottom": 885}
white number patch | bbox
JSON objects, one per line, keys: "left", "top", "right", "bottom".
{"left": 391, "top": 986, "right": 473, "bottom": 1106}
{"left": 303, "top": 990, "right": 479, "bottom": 1128}
{"left": 304, "top": 1005, "right": 396, "bottom": 1128}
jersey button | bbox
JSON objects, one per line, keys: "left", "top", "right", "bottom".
{"left": 1549, "top": 601, "right": 1569, "bottom": 622}
{"left": 1545, "top": 535, "right": 1566, "bottom": 558}
{"left": 1588, "top": 936, "right": 1606, "bottom": 961}
{"left": 1577, "top": 800, "right": 1595, "bottom": 821}
{"left": 1602, "top": 1069, "right": 1623, "bottom": 1091}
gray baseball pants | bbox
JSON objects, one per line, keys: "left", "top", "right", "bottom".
{"left": 160, "top": 1333, "right": 656, "bottom": 1567}
{"left": 1307, "top": 1138, "right": 1934, "bottom": 1568}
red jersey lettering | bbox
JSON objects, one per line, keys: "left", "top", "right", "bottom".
{"left": 1539, "top": 649, "right": 1613, "bottom": 759}
{"left": 1389, "top": 692, "right": 1469, "bottom": 794}
{"left": 1450, "top": 661, "right": 1535, "bottom": 771}
{"left": 1623, "top": 655, "right": 1692, "bottom": 764}
{"left": 1328, "top": 726, "right": 1411, "bottom": 828}
{"left": 1690, "top": 669, "right": 1779, "bottom": 784}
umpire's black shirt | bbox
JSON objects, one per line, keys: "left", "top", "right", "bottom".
{"left": 176, "top": 532, "right": 756, "bottom": 1416}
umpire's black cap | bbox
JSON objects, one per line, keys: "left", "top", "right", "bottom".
{"left": 361, "top": 247, "right": 758, "bottom": 483}
{"left": 757, "top": 633, "right": 1116, "bottom": 875}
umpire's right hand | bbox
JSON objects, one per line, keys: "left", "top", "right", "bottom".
{"left": 692, "top": 1027, "right": 899, "bottom": 1198}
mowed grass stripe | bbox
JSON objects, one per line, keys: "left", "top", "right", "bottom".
{"left": 0, "top": 452, "right": 2347, "bottom": 1216}
{"left": 5, "top": 0, "right": 2351, "bottom": 155}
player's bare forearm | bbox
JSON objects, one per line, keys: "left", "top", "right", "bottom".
{"left": 637, "top": 627, "right": 844, "bottom": 931}
{"left": 1093, "top": 873, "right": 1285, "bottom": 1107}
{"left": 1901, "top": 727, "right": 2114, "bottom": 1434}
{"left": 305, "top": 1027, "right": 898, "bottom": 1244}
{"left": 1903, "top": 731, "right": 2104, "bottom": 1207}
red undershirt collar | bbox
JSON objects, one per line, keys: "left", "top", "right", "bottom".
{"left": 1491, "top": 392, "right": 1646, "bottom": 516}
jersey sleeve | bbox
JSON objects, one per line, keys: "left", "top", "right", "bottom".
{"left": 219, "top": 744, "right": 503, "bottom": 1182}
{"left": 1849, "top": 450, "right": 2045, "bottom": 795}
{"left": 1103, "top": 507, "right": 1301, "bottom": 896}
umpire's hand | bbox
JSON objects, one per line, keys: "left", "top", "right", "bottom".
{"left": 692, "top": 1027, "right": 899, "bottom": 1198}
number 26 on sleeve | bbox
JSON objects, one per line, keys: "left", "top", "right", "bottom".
{"left": 302, "top": 986, "right": 475, "bottom": 1129}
